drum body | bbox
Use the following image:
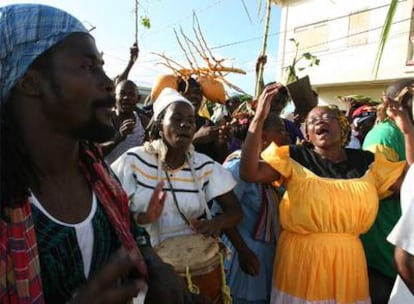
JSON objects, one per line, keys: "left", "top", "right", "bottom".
{"left": 154, "top": 234, "right": 230, "bottom": 303}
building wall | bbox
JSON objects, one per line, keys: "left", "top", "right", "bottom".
{"left": 276, "top": 0, "right": 414, "bottom": 108}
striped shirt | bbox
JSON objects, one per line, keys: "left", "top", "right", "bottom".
{"left": 111, "top": 147, "right": 236, "bottom": 245}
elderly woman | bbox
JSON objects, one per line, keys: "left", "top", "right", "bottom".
{"left": 111, "top": 88, "right": 242, "bottom": 246}
{"left": 240, "top": 83, "right": 413, "bottom": 303}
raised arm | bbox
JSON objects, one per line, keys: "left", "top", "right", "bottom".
{"left": 240, "top": 83, "right": 282, "bottom": 184}
{"left": 384, "top": 96, "right": 414, "bottom": 165}
{"left": 114, "top": 43, "right": 139, "bottom": 86}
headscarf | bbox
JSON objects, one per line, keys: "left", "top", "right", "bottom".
{"left": 0, "top": 4, "right": 88, "bottom": 104}
{"left": 152, "top": 87, "right": 194, "bottom": 120}
{"left": 145, "top": 88, "right": 195, "bottom": 161}
{"left": 352, "top": 104, "right": 377, "bottom": 128}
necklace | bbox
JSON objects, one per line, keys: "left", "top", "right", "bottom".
{"left": 162, "top": 162, "right": 191, "bottom": 227}
{"left": 163, "top": 159, "right": 186, "bottom": 172}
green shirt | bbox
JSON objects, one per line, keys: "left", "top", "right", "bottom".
{"left": 361, "top": 119, "right": 405, "bottom": 278}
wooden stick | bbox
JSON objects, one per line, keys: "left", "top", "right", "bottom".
{"left": 174, "top": 28, "right": 196, "bottom": 71}
{"left": 179, "top": 27, "right": 201, "bottom": 71}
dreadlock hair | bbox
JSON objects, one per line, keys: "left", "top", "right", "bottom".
{"left": 1, "top": 94, "right": 39, "bottom": 217}
{"left": 1, "top": 46, "right": 55, "bottom": 218}
{"left": 304, "top": 105, "right": 351, "bottom": 148}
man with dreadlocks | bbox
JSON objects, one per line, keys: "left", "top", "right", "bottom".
{"left": 0, "top": 4, "right": 202, "bottom": 303}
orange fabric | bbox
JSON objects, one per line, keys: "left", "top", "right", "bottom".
{"left": 260, "top": 143, "right": 405, "bottom": 302}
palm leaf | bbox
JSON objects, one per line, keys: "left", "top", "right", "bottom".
{"left": 372, "top": 0, "right": 398, "bottom": 78}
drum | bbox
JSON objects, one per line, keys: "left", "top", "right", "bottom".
{"left": 154, "top": 234, "right": 231, "bottom": 304}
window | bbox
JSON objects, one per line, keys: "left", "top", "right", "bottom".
{"left": 294, "top": 22, "right": 329, "bottom": 53}
{"left": 347, "top": 10, "right": 370, "bottom": 47}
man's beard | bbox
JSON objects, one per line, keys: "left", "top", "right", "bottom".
{"left": 75, "top": 97, "right": 116, "bottom": 143}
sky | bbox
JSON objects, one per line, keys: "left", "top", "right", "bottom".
{"left": 2, "top": 0, "right": 282, "bottom": 96}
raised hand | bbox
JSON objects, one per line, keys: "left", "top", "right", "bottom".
{"left": 130, "top": 43, "right": 139, "bottom": 63}
{"left": 255, "top": 82, "right": 284, "bottom": 120}
{"left": 383, "top": 95, "right": 413, "bottom": 134}
{"left": 134, "top": 181, "right": 167, "bottom": 224}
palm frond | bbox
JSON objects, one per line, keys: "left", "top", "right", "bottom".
{"left": 372, "top": 0, "right": 398, "bottom": 78}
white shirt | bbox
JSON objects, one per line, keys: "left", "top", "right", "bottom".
{"left": 387, "top": 164, "right": 414, "bottom": 303}
{"left": 29, "top": 193, "right": 97, "bottom": 278}
{"left": 111, "top": 146, "right": 236, "bottom": 246}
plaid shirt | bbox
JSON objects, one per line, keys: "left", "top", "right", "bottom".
{"left": 0, "top": 143, "right": 141, "bottom": 303}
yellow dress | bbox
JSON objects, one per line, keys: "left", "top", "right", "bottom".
{"left": 261, "top": 144, "right": 405, "bottom": 304}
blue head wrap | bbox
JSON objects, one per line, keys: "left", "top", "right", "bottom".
{"left": 0, "top": 4, "right": 88, "bottom": 104}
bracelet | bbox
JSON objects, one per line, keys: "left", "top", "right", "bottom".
{"left": 133, "top": 225, "right": 152, "bottom": 248}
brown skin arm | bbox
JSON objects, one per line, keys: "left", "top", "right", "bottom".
{"left": 394, "top": 247, "right": 414, "bottom": 295}
{"left": 222, "top": 227, "right": 260, "bottom": 276}
{"left": 384, "top": 96, "right": 414, "bottom": 165}
{"left": 240, "top": 83, "right": 282, "bottom": 184}
{"left": 192, "top": 191, "right": 243, "bottom": 237}
{"left": 114, "top": 43, "right": 139, "bottom": 86}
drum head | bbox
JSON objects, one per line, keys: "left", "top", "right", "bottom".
{"left": 154, "top": 234, "right": 220, "bottom": 274}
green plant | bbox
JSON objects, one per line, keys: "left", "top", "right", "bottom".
{"left": 140, "top": 16, "right": 151, "bottom": 29}
{"left": 285, "top": 38, "right": 320, "bottom": 84}
{"left": 372, "top": 0, "right": 398, "bottom": 78}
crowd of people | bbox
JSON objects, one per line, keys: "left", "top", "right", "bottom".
{"left": 1, "top": 3, "right": 414, "bottom": 304}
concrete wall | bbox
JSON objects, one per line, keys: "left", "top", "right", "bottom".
{"left": 276, "top": 0, "right": 414, "bottom": 106}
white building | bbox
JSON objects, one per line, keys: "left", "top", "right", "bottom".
{"left": 274, "top": 0, "right": 414, "bottom": 108}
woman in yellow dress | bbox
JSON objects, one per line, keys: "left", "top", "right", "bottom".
{"left": 240, "top": 83, "right": 413, "bottom": 303}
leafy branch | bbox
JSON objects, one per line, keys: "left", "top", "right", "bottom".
{"left": 285, "top": 38, "right": 320, "bottom": 84}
